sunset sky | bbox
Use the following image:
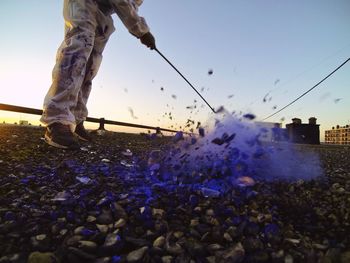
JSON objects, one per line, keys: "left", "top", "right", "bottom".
{"left": 1, "top": 0, "right": 349, "bottom": 140}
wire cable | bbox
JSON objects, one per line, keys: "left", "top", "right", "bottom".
{"left": 263, "top": 57, "right": 350, "bottom": 121}
{"left": 155, "top": 48, "right": 217, "bottom": 113}
{"left": 245, "top": 43, "right": 350, "bottom": 109}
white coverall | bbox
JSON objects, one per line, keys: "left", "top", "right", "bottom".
{"left": 40, "top": 0, "right": 149, "bottom": 128}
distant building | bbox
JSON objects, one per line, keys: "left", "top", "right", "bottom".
{"left": 325, "top": 124, "right": 350, "bottom": 145}
{"left": 285, "top": 117, "right": 320, "bottom": 144}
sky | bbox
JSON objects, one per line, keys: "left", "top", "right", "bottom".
{"left": 0, "top": 0, "right": 349, "bottom": 140}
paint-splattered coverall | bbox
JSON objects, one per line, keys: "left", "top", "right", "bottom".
{"left": 40, "top": 0, "right": 149, "bottom": 128}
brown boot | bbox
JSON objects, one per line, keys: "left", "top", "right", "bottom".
{"left": 45, "top": 123, "right": 80, "bottom": 149}
{"left": 74, "top": 122, "right": 92, "bottom": 141}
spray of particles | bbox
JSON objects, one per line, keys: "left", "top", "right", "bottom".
{"left": 151, "top": 107, "right": 323, "bottom": 194}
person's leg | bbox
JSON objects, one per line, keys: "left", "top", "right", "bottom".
{"left": 74, "top": 11, "right": 115, "bottom": 125}
{"left": 74, "top": 11, "right": 115, "bottom": 141}
{"left": 40, "top": 0, "right": 99, "bottom": 131}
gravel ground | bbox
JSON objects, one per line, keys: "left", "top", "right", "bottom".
{"left": 0, "top": 124, "right": 349, "bottom": 263}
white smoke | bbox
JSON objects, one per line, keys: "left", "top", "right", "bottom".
{"left": 169, "top": 108, "right": 324, "bottom": 182}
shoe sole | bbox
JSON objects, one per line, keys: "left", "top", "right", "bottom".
{"left": 45, "top": 134, "right": 80, "bottom": 150}
{"left": 74, "top": 133, "right": 90, "bottom": 142}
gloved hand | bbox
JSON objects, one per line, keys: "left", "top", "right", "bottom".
{"left": 140, "top": 32, "right": 156, "bottom": 50}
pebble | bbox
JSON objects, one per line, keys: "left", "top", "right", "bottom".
{"left": 218, "top": 242, "right": 245, "bottom": 261}
{"left": 190, "top": 219, "right": 199, "bottom": 227}
{"left": 104, "top": 233, "right": 121, "bottom": 247}
{"left": 152, "top": 208, "right": 165, "bottom": 218}
{"left": 96, "top": 224, "right": 109, "bottom": 234}
{"left": 340, "top": 251, "right": 350, "bottom": 263}
{"left": 122, "top": 149, "right": 133, "bottom": 157}
{"left": 78, "top": 240, "right": 98, "bottom": 252}
{"left": 173, "top": 231, "right": 184, "bottom": 239}
{"left": 97, "top": 210, "right": 114, "bottom": 225}
{"left": 36, "top": 234, "right": 47, "bottom": 241}
{"left": 27, "top": 252, "right": 58, "bottom": 263}
{"left": 59, "top": 229, "right": 68, "bottom": 236}
{"left": 86, "top": 215, "right": 97, "bottom": 223}
{"left": 127, "top": 246, "right": 148, "bottom": 262}
{"left": 153, "top": 236, "right": 165, "bottom": 248}
{"left": 285, "top": 238, "right": 300, "bottom": 244}
{"left": 66, "top": 235, "right": 83, "bottom": 246}
{"left": 0, "top": 254, "right": 20, "bottom": 263}
{"left": 207, "top": 243, "right": 223, "bottom": 252}
{"left": 285, "top": 254, "right": 294, "bottom": 263}
{"left": 161, "top": 255, "right": 173, "bottom": 263}
{"left": 165, "top": 242, "right": 184, "bottom": 255}
{"left": 113, "top": 219, "right": 125, "bottom": 230}
{"left": 223, "top": 232, "right": 233, "bottom": 242}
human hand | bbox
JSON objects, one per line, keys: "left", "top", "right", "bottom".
{"left": 140, "top": 32, "right": 156, "bottom": 50}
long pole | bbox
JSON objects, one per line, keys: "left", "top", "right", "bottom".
{"left": 155, "top": 48, "right": 216, "bottom": 113}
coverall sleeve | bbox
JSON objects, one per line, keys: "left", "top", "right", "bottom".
{"left": 109, "top": 0, "right": 150, "bottom": 38}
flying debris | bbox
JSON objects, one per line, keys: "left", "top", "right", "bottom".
{"left": 173, "top": 131, "right": 184, "bottom": 143}
{"left": 160, "top": 87, "right": 164, "bottom": 91}
{"left": 211, "top": 132, "right": 236, "bottom": 145}
{"left": 215, "top": 106, "right": 225, "bottom": 113}
{"left": 185, "top": 119, "right": 195, "bottom": 128}
{"left": 263, "top": 93, "right": 270, "bottom": 103}
{"left": 211, "top": 138, "right": 224, "bottom": 145}
{"left": 236, "top": 176, "right": 255, "bottom": 187}
{"left": 208, "top": 69, "right": 213, "bottom": 75}
{"left": 243, "top": 113, "right": 256, "bottom": 120}
{"left": 128, "top": 107, "right": 138, "bottom": 119}
{"left": 198, "top": 127, "right": 205, "bottom": 137}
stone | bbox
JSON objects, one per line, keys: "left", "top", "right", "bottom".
{"left": 153, "top": 236, "right": 165, "bottom": 248}
{"left": 127, "top": 246, "right": 148, "bottom": 262}
{"left": 340, "top": 251, "right": 350, "bottom": 263}
{"left": 114, "top": 218, "right": 126, "bottom": 228}
{"left": 27, "top": 252, "right": 58, "bottom": 263}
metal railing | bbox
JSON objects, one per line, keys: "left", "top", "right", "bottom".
{"left": 0, "top": 103, "right": 178, "bottom": 133}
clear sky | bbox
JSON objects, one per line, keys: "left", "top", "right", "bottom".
{"left": 1, "top": 0, "right": 349, "bottom": 140}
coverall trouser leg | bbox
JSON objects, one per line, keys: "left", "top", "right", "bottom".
{"left": 41, "top": 0, "right": 115, "bottom": 129}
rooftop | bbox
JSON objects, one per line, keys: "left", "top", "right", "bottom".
{"left": 0, "top": 124, "right": 349, "bottom": 262}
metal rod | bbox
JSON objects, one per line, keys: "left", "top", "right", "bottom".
{"left": 155, "top": 48, "right": 216, "bottom": 113}
{"left": 0, "top": 103, "right": 179, "bottom": 133}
